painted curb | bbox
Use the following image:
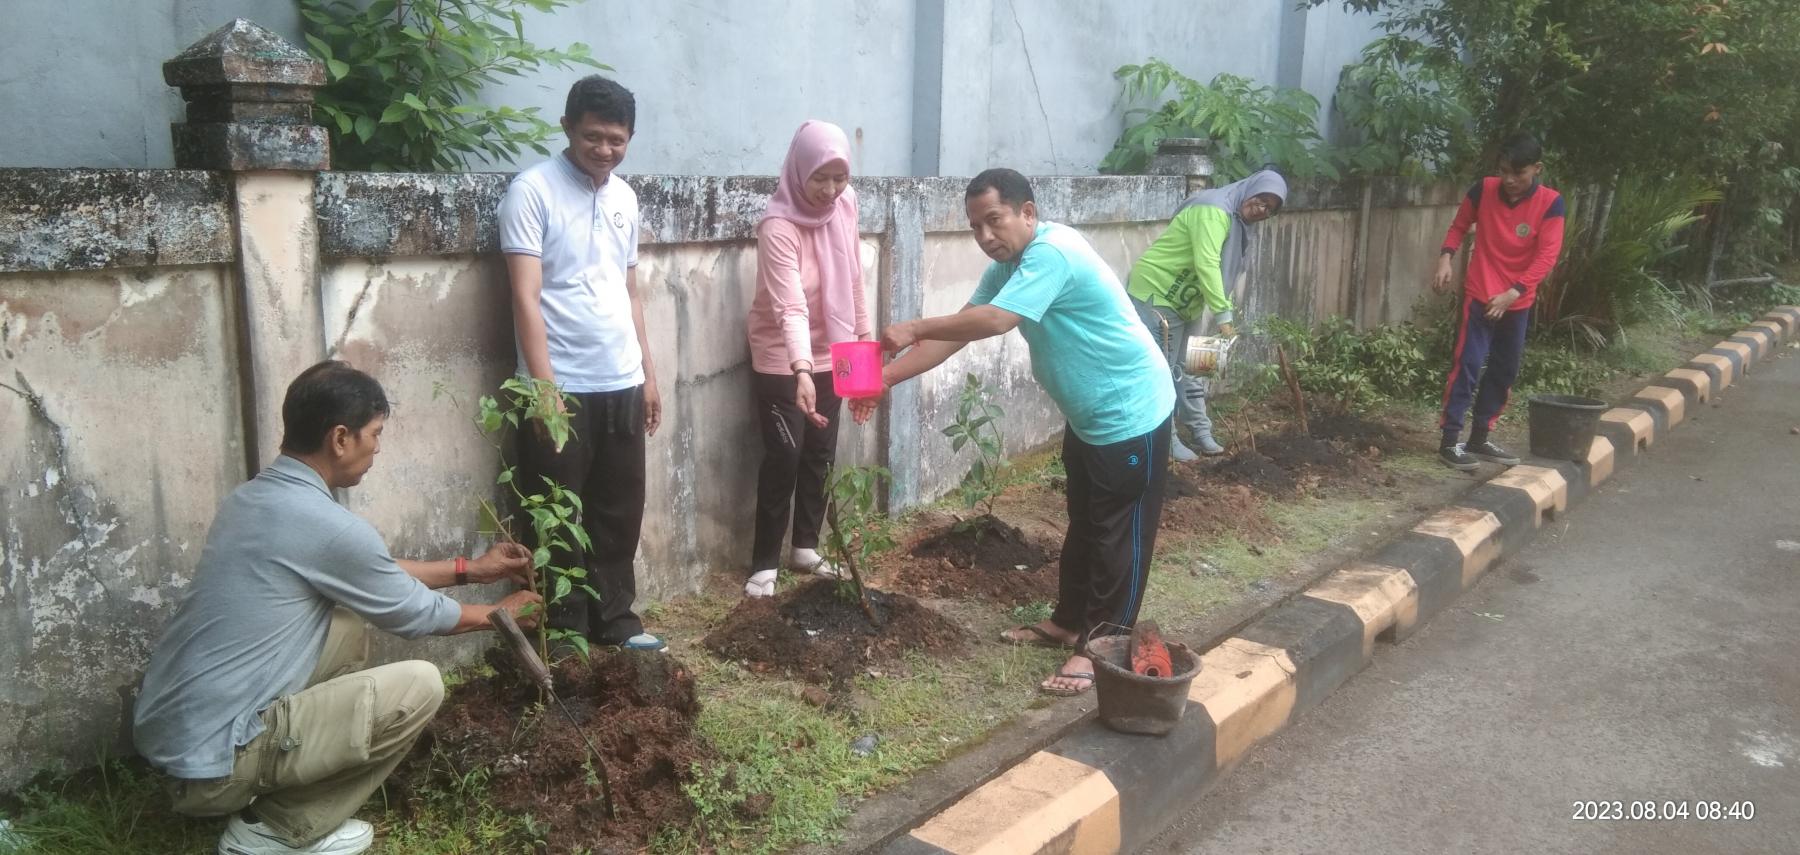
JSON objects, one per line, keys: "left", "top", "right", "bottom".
{"left": 877, "top": 316, "right": 1792, "bottom": 855}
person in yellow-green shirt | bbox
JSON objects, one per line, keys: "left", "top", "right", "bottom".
{"left": 1127, "top": 169, "right": 1288, "bottom": 460}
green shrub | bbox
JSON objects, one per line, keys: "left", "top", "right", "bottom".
{"left": 1101, "top": 59, "right": 1338, "bottom": 181}
{"left": 300, "top": 0, "right": 607, "bottom": 171}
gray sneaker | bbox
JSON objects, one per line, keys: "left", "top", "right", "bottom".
{"left": 1439, "top": 443, "right": 1481, "bottom": 471}
{"left": 1171, "top": 435, "right": 1200, "bottom": 462}
{"left": 1467, "top": 439, "right": 1521, "bottom": 465}
{"left": 1192, "top": 432, "right": 1226, "bottom": 456}
{"left": 217, "top": 815, "right": 372, "bottom": 855}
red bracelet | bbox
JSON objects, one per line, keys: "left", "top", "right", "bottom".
{"left": 454, "top": 556, "right": 468, "bottom": 585}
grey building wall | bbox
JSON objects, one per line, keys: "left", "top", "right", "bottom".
{"left": 1, "top": 0, "right": 303, "bottom": 168}
{"left": 1, "top": 0, "right": 1382, "bottom": 174}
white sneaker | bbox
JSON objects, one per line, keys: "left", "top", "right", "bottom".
{"left": 218, "top": 814, "right": 373, "bottom": 855}
{"left": 789, "top": 547, "right": 845, "bottom": 579}
{"left": 744, "top": 569, "right": 778, "bottom": 598}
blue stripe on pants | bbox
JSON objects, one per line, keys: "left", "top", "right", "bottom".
{"left": 1440, "top": 298, "right": 1530, "bottom": 444}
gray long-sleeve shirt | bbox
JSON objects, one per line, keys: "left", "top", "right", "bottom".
{"left": 132, "top": 455, "right": 460, "bottom": 779}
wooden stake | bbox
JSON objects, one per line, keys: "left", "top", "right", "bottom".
{"left": 825, "top": 495, "right": 882, "bottom": 626}
{"left": 1276, "top": 345, "right": 1310, "bottom": 436}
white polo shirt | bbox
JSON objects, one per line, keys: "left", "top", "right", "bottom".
{"left": 498, "top": 152, "right": 644, "bottom": 393}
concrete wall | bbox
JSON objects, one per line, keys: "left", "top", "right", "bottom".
{"left": 2, "top": 1, "right": 1382, "bottom": 174}
{"left": 0, "top": 263, "right": 247, "bottom": 781}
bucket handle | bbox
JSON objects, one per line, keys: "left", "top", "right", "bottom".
{"left": 1081, "top": 621, "right": 1133, "bottom": 656}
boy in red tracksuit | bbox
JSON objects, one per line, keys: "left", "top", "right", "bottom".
{"left": 1432, "top": 132, "right": 1566, "bottom": 471}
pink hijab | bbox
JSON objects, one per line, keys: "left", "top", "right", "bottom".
{"left": 761, "top": 121, "right": 861, "bottom": 340}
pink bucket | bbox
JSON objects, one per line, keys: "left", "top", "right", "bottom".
{"left": 830, "top": 341, "right": 884, "bottom": 399}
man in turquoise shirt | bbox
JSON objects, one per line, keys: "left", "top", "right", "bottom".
{"left": 870, "top": 168, "right": 1173, "bottom": 697}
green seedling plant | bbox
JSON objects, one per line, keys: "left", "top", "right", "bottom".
{"left": 942, "top": 374, "right": 1007, "bottom": 558}
{"left": 436, "top": 377, "right": 597, "bottom": 666}
{"left": 821, "top": 465, "right": 893, "bottom": 626}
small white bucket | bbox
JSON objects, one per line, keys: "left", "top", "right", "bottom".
{"left": 1182, "top": 335, "right": 1236, "bottom": 377}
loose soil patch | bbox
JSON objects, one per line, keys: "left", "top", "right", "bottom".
{"left": 892, "top": 514, "right": 1059, "bottom": 605}
{"left": 1159, "top": 470, "right": 1281, "bottom": 543}
{"left": 702, "top": 579, "right": 969, "bottom": 686}
{"left": 1308, "top": 411, "right": 1405, "bottom": 454}
{"left": 394, "top": 649, "right": 710, "bottom": 854}
{"left": 1205, "top": 448, "right": 1302, "bottom": 494}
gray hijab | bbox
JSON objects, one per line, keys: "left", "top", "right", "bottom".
{"left": 1175, "top": 169, "right": 1289, "bottom": 289}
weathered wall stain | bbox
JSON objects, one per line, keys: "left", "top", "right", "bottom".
{"left": 0, "top": 170, "right": 235, "bottom": 273}
{"left": 0, "top": 267, "right": 245, "bottom": 787}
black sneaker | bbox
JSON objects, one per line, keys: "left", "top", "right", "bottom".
{"left": 1467, "top": 439, "right": 1521, "bottom": 465}
{"left": 1439, "top": 443, "right": 1480, "bottom": 471}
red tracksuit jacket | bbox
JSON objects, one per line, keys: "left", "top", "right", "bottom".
{"left": 1441, "top": 177, "right": 1567, "bottom": 309}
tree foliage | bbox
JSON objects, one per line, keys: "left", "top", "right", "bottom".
{"left": 1317, "top": 0, "right": 1800, "bottom": 187}
{"left": 1102, "top": 59, "right": 1339, "bottom": 181}
{"left": 300, "top": 0, "right": 607, "bottom": 171}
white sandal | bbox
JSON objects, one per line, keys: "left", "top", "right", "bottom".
{"left": 790, "top": 548, "right": 845, "bottom": 579}
{"left": 744, "top": 569, "right": 778, "bottom": 598}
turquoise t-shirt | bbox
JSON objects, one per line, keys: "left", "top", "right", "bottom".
{"left": 970, "top": 222, "right": 1175, "bottom": 445}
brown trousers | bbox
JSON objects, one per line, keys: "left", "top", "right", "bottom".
{"left": 164, "top": 608, "right": 444, "bottom": 846}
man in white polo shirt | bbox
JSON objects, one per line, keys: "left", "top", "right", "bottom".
{"left": 498, "top": 75, "right": 663, "bottom": 651}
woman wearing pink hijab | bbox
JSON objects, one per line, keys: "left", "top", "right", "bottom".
{"left": 743, "top": 120, "right": 870, "bottom": 598}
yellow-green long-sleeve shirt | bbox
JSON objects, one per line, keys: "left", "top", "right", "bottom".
{"left": 1126, "top": 204, "right": 1234, "bottom": 324}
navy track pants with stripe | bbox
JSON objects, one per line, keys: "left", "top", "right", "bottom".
{"left": 1440, "top": 297, "right": 1530, "bottom": 445}
{"left": 1051, "top": 415, "right": 1171, "bottom": 644}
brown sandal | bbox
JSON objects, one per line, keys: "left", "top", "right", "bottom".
{"left": 1000, "top": 624, "right": 1073, "bottom": 649}
{"left": 1039, "top": 670, "right": 1095, "bottom": 697}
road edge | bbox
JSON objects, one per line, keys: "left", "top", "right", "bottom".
{"left": 869, "top": 307, "right": 1799, "bottom": 855}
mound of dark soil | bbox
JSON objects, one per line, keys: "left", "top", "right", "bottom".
{"left": 703, "top": 579, "right": 968, "bottom": 686}
{"left": 1309, "top": 412, "right": 1404, "bottom": 454}
{"left": 1207, "top": 449, "right": 1301, "bottom": 494}
{"left": 910, "top": 514, "right": 1050, "bottom": 571}
{"left": 891, "top": 514, "right": 1059, "bottom": 605}
{"left": 1255, "top": 431, "right": 1353, "bottom": 471}
{"left": 393, "top": 649, "right": 710, "bottom": 854}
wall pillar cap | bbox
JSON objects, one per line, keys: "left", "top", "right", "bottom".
{"left": 163, "top": 19, "right": 330, "bottom": 171}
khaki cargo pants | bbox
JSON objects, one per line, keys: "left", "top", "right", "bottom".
{"left": 164, "top": 607, "right": 445, "bottom": 847}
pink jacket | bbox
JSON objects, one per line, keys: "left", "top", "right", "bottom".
{"left": 747, "top": 215, "right": 869, "bottom": 374}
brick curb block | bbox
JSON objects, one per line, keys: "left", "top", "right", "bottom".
{"left": 876, "top": 308, "right": 1796, "bottom": 855}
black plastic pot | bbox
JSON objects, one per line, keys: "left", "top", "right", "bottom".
{"left": 1527, "top": 394, "right": 1609, "bottom": 460}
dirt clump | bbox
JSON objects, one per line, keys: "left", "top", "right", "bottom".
{"left": 703, "top": 579, "right": 969, "bottom": 686}
{"left": 891, "top": 514, "right": 1059, "bottom": 605}
{"left": 393, "top": 649, "right": 711, "bottom": 854}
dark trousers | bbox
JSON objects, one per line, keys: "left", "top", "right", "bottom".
{"left": 1440, "top": 297, "right": 1530, "bottom": 446}
{"left": 1050, "top": 416, "right": 1171, "bottom": 644}
{"left": 750, "top": 370, "right": 843, "bottom": 572}
{"left": 515, "top": 385, "right": 646, "bottom": 644}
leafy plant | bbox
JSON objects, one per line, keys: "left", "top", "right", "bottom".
{"left": 1542, "top": 176, "right": 1722, "bottom": 347}
{"left": 1102, "top": 59, "right": 1338, "bottom": 181}
{"left": 437, "top": 377, "right": 595, "bottom": 665}
{"left": 1255, "top": 314, "right": 1449, "bottom": 412}
{"left": 1333, "top": 34, "right": 1474, "bottom": 177}
{"left": 821, "top": 465, "right": 893, "bottom": 625}
{"left": 942, "top": 373, "right": 1006, "bottom": 520}
{"left": 299, "top": 0, "right": 608, "bottom": 171}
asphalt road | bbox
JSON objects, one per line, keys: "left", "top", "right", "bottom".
{"left": 1148, "top": 346, "right": 1800, "bottom": 855}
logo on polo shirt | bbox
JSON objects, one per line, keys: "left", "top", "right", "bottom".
{"left": 1515, "top": 223, "right": 1531, "bottom": 237}
{"left": 614, "top": 211, "right": 625, "bottom": 229}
